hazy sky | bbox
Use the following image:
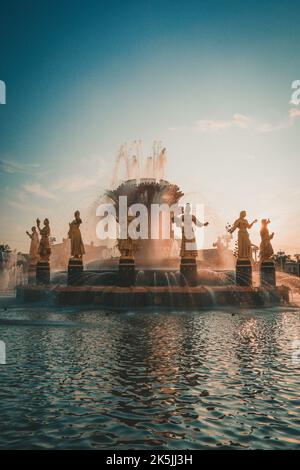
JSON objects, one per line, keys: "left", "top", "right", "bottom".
{"left": 0, "top": 0, "right": 300, "bottom": 253}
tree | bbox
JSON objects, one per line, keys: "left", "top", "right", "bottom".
{"left": 0, "top": 244, "right": 12, "bottom": 253}
{"left": 0, "top": 244, "right": 12, "bottom": 265}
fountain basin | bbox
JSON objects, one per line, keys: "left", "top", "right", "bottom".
{"left": 16, "top": 284, "right": 289, "bottom": 309}
{"left": 51, "top": 268, "right": 235, "bottom": 286}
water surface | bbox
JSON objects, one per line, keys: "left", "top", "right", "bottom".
{"left": 0, "top": 302, "right": 299, "bottom": 449}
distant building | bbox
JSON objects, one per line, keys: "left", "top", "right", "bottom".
{"left": 50, "top": 239, "right": 107, "bottom": 269}
{"left": 198, "top": 247, "right": 235, "bottom": 269}
{"left": 284, "top": 261, "right": 300, "bottom": 277}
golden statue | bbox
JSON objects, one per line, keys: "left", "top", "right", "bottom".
{"left": 37, "top": 218, "right": 51, "bottom": 261}
{"left": 174, "top": 204, "right": 209, "bottom": 259}
{"left": 68, "top": 210, "right": 85, "bottom": 259}
{"left": 26, "top": 226, "right": 39, "bottom": 264}
{"left": 229, "top": 211, "right": 257, "bottom": 260}
{"left": 117, "top": 215, "right": 136, "bottom": 258}
{"left": 259, "top": 219, "right": 274, "bottom": 262}
{"left": 117, "top": 238, "right": 135, "bottom": 258}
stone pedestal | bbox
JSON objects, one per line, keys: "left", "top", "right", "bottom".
{"left": 68, "top": 258, "right": 83, "bottom": 285}
{"left": 180, "top": 257, "right": 198, "bottom": 287}
{"left": 28, "top": 264, "right": 37, "bottom": 285}
{"left": 236, "top": 259, "right": 252, "bottom": 286}
{"left": 36, "top": 261, "right": 50, "bottom": 285}
{"left": 260, "top": 260, "right": 276, "bottom": 287}
{"left": 118, "top": 257, "right": 135, "bottom": 286}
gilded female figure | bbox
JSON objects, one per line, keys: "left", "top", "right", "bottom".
{"left": 68, "top": 211, "right": 85, "bottom": 259}
{"left": 174, "top": 204, "right": 209, "bottom": 258}
{"left": 229, "top": 211, "right": 257, "bottom": 260}
{"left": 259, "top": 219, "right": 274, "bottom": 262}
{"left": 37, "top": 218, "right": 51, "bottom": 261}
{"left": 26, "top": 226, "right": 39, "bottom": 264}
{"left": 117, "top": 214, "right": 136, "bottom": 258}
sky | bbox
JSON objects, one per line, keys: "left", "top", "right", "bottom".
{"left": 0, "top": 0, "right": 300, "bottom": 253}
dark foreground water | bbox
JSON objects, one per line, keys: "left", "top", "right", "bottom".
{"left": 0, "top": 302, "right": 299, "bottom": 449}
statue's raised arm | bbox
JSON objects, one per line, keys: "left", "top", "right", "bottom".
{"left": 248, "top": 219, "right": 258, "bottom": 229}
{"left": 193, "top": 215, "right": 209, "bottom": 228}
{"left": 26, "top": 226, "right": 40, "bottom": 264}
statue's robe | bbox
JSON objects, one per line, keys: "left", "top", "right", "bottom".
{"left": 38, "top": 225, "right": 51, "bottom": 261}
{"left": 231, "top": 218, "right": 252, "bottom": 259}
{"left": 69, "top": 219, "right": 85, "bottom": 258}
{"left": 29, "top": 232, "right": 39, "bottom": 263}
{"left": 260, "top": 227, "right": 274, "bottom": 262}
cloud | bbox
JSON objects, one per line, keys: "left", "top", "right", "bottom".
{"left": 194, "top": 119, "right": 232, "bottom": 132}
{"left": 7, "top": 191, "right": 45, "bottom": 213}
{"left": 53, "top": 175, "right": 98, "bottom": 193}
{"left": 169, "top": 113, "right": 252, "bottom": 133}
{"left": 169, "top": 108, "right": 300, "bottom": 134}
{"left": 289, "top": 107, "right": 300, "bottom": 119}
{"left": 195, "top": 113, "right": 253, "bottom": 132}
{"left": 233, "top": 113, "right": 252, "bottom": 129}
{"left": 5, "top": 188, "right": 49, "bottom": 217}
{"left": 258, "top": 108, "right": 300, "bottom": 133}
{"left": 0, "top": 159, "right": 39, "bottom": 175}
{"left": 52, "top": 157, "right": 110, "bottom": 193}
{"left": 8, "top": 197, "right": 47, "bottom": 214}
{"left": 23, "top": 183, "right": 56, "bottom": 199}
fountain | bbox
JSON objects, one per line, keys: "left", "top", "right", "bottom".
{"left": 16, "top": 143, "right": 290, "bottom": 309}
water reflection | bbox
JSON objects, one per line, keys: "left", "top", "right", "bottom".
{"left": 0, "top": 307, "right": 299, "bottom": 449}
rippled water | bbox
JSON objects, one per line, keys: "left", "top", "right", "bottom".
{"left": 0, "top": 301, "right": 299, "bottom": 449}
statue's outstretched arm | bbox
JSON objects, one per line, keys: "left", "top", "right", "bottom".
{"left": 248, "top": 219, "right": 257, "bottom": 229}
{"left": 36, "top": 219, "right": 41, "bottom": 234}
{"left": 195, "top": 217, "right": 209, "bottom": 227}
{"left": 194, "top": 216, "right": 203, "bottom": 227}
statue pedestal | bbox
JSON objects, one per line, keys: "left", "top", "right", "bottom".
{"left": 260, "top": 260, "right": 276, "bottom": 287}
{"left": 118, "top": 257, "right": 135, "bottom": 286}
{"left": 36, "top": 261, "right": 50, "bottom": 285}
{"left": 180, "top": 258, "right": 198, "bottom": 287}
{"left": 68, "top": 258, "right": 83, "bottom": 285}
{"left": 236, "top": 259, "right": 252, "bottom": 286}
{"left": 28, "top": 263, "right": 37, "bottom": 285}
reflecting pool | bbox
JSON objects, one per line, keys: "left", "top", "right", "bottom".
{"left": 0, "top": 302, "right": 299, "bottom": 449}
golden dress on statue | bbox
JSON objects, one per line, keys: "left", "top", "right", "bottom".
{"left": 229, "top": 211, "right": 257, "bottom": 260}
{"left": 174, "top": 208, "right": 208, "bottom": 258}
{"left": 117, "top": 215, "right": 137, "bottom": 258}
{"left": 68, "top": 213, "right": 85, "bottom": 258}
{"left": 37, "top": 219, "right": 51, "bottom": 261}
{"left": 29, "top": 232, "right": 39, "bottom": 263}
{"left": 259, "top": 220, "right": 274, "bottom": 262}
{"left": 26, "top": 228, "right": 39, "bottom": 264}
{"left": 180, "top": 215, "right": 198, "bottom": 258}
